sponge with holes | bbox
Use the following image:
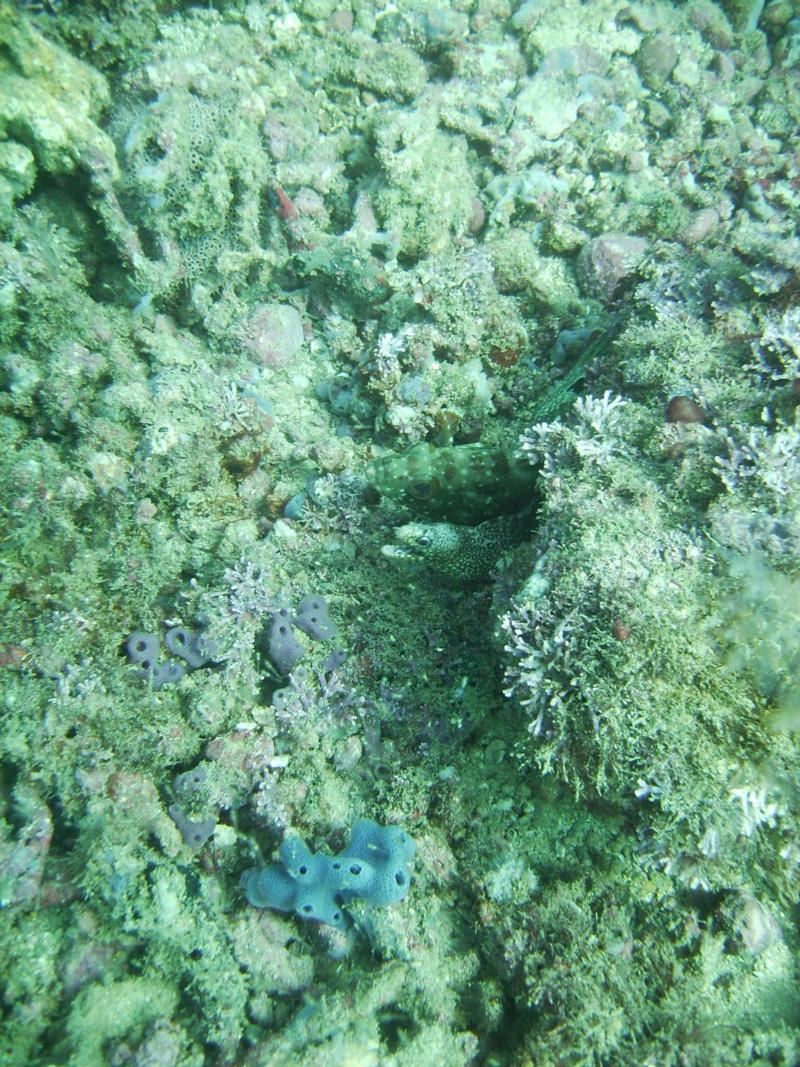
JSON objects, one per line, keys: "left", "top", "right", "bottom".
{"left": 242, "top": 818, "right": 415, "bottom": 929}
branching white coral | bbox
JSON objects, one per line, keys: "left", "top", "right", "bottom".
{"left": 518, "top": 391, "right": 629, "bottom": 475}
{"left": 372, "top": 327, "right": 412, "bottom": 382}
{"left": 214, "top": 381, "right": 272, "bottom": 436}
{"left": 729, "top": 784, "right": 784, "bottom": 839}
{"left": 272, "top": 661, "right": 366, "bottom": 733}
{"left": 715, "top": 416, "right": 800, "bottom": 498}
{"left": 751, "top": 307, "right": 800, "bottom": 387}
{"left": 573, "top": 390, "right": 628, "bottom": 435}
{"left": 219, "top": 561, "right": 276, "bottom": 621}
{"left": 501, "top": 599, "right": 580, "bottom": 739}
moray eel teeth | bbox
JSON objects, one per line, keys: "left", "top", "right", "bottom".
{"left": 381, "top": 543, "right": 420, "bottom": 563}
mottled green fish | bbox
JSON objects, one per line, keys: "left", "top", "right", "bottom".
{"left": 366, "top": 441, "right": 539, "bottom": 524}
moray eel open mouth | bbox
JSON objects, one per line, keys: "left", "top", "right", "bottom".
{"left": 381, "top": 544, "right": 421, "bottom": 563}
{"left": 380, "top": 523, "right": 435, "bottom": 564}
{"left": 379, "top": 513, "right": 537, "bottom": 582}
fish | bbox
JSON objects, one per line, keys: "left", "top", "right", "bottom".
{"left": 366, "top": 441, "right": 540, "bottom": 525}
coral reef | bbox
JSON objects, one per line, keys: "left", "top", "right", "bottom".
{"left": 2, "top": 0, "right": 800, "bottom": 1064}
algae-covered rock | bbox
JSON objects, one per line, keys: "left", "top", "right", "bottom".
{"left": 576, "top": 232, "right": 648, "bottom": 302}
{"left": 0, "top": 4, "right": 117, "bottom": 186}
{"left": 719, "top": 0, "right": 767, "bottom": 31}
{"left": 0, "top": 6, "right": 150, "bottom": 272}
{"left": 327, "top": 31, "right": 428, "bottom": 102}
{"left": 371, "top": 107, "right": 477, "bottom": 259}
{"left": 63, "top": 977, "right": 178, "bottom": 1067}
{"left": 0, "top": 140, "right": 35, "bottom": 229}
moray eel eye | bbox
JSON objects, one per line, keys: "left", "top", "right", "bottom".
{"left": 416, "top": 534, "right": 432, "bottom": 547}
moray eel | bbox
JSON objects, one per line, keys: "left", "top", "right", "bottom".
{"left": 368, "top": 442, "right": 540, "bottom": 580}
{"left": 381, "top": 509, "right": 537, "bottom": 581}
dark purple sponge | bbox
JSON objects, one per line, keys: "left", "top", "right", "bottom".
{"left": 293, "top": 594, "right": 337, "bottom": 641}
{"left": 268, "top": 607, "right": 305, "bottom": 675}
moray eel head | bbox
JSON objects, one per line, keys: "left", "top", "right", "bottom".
{"left": 380, "top": 522, "right": 463, "bottom": 565}
{"left": 380, "top": 520, "right": 499, "bottom": 582}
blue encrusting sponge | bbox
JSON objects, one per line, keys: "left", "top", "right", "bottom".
{"left": 242, "top": 818, "right": 415, "bottom": 929}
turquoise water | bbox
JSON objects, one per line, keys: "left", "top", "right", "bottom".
{"left": 1, "top": 1, "right": 799, "bottom": 1064}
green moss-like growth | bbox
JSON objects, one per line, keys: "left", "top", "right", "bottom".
{"left": 503, "top": 385, "right": 800, "bottom": 898}
{"left": 64, "top": 978, "right": 179, "bottom": 1067}
{"left": 0, "top": 4, "right": 115, "bottom": 179}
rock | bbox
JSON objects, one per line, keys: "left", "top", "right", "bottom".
{"left": 576, "top": 232, "right": 648, "bottom": 302}
{"left": 236, "top": 303, "right": 304, "bottom": 366}
{"left": 680, "top": 207, "right": 720, "bottom": 245}
{"left": 636, "top": 33, "right": 678, "bottom": 87}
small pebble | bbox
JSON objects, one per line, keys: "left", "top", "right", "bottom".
{"left": 666, "top": 395, "right": 706, "bottom": 423}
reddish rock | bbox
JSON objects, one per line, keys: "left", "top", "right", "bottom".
{"left": 576, "top": 232, "right": 647, "bottom": 302}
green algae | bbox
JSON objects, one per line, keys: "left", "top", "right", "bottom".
{"left": 64, "top": 979, "right": 180, "bottom": 1067}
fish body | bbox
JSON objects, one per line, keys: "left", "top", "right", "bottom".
{"left": 366, "top": 441, "right": 539, "bottom": 524}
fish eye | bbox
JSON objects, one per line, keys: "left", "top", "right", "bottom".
{"left": 410, "top": 481, "right": 433, "bottom": 498}
{"left": 417, "top": 534, "right": 432, "bottom": 547}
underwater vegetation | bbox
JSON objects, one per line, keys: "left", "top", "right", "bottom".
{"left": 1, "top": 0, "right": 800, "bottom": 1065}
